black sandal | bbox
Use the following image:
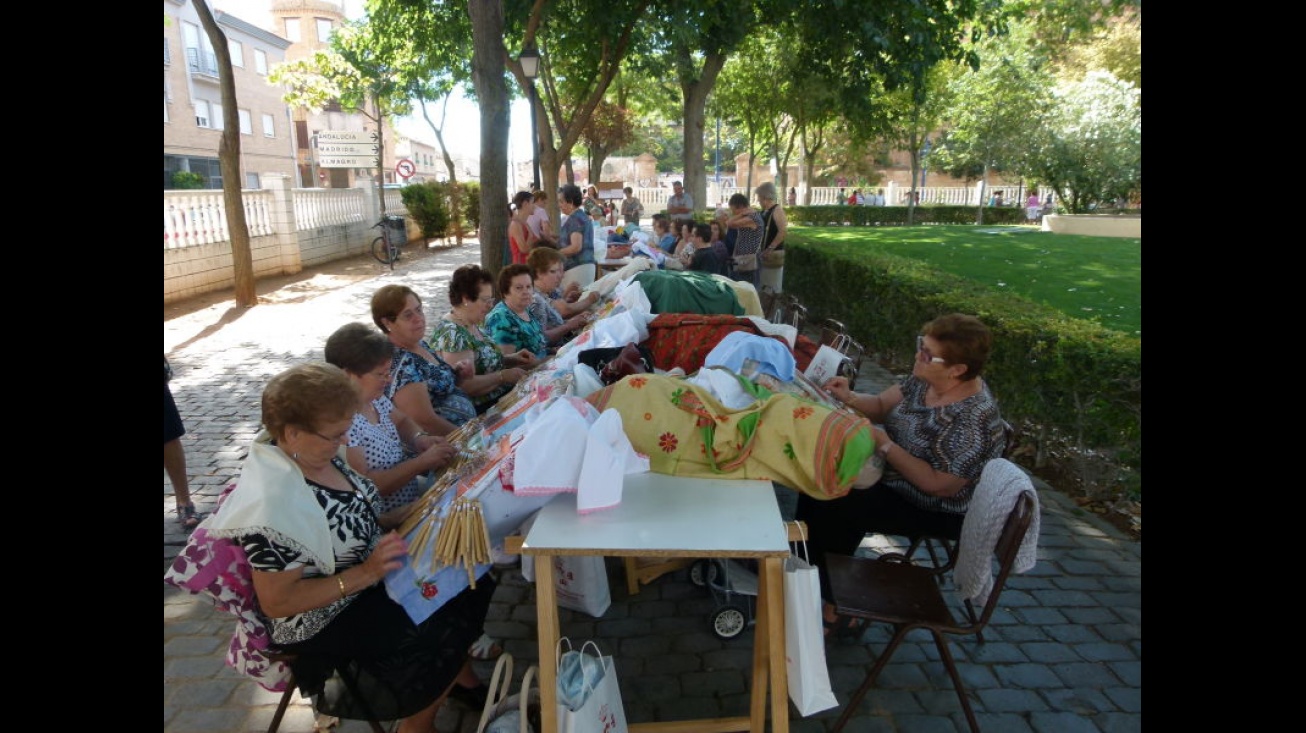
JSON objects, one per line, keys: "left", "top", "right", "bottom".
{"left": 177, "top": 503, "right": 200, "bottom": 531}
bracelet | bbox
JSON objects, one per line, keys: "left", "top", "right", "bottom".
{"left": 877, "top": 442, "right": 894, "bottom": 459}
{"left": 336, "top": 574, "right": 347, "bottom": 600}
{"left": 414, "top": 431, "right": 431, "bottom": 439}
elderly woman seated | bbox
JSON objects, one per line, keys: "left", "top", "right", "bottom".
{"left": 202, "top": 363, "right": 494, "bottom": 732}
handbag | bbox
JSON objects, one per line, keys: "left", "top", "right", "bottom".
{"left": 556, "top": 638, "right": 628, "bottom": 733}
{"left": 732, "top": 251, "right": 758, "bottom": 272}
{"left": 477, "top": 653, "right": 541, "bottom": 733}
{"left": 761, "top": 248, "right": 785, "bottom": 268}
{"left": 783, "top": 522, "right": 840, "bottom": 716}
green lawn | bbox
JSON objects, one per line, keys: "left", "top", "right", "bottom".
{"left": 788, "top": 225, "right": 1142, "bottom": 337}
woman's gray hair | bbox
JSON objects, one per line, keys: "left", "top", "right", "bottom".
{"left": 756, "top": 182, "right": 778, "bottom": 202}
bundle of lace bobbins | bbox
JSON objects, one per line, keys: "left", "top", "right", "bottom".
{"left": 432, "top": 497, "right": 492, "bottom": 586}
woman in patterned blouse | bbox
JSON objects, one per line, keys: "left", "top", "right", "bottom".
{"left": 426, "top": 265, "right": 533, "bottom": 414}
{"left": 371, "top": 285, "right": 476, "bottom": 436}
{"left": 213, "top": 363, "right": 493, "bottom": 731}
{"left": 324, "top": 322, "right": 457, "bottom": 515}
{"left": 796, "top": 314, "right": 1009, "bottom": 628}
{"left": 484, "top": 263, "right": 550, "bottom": 359}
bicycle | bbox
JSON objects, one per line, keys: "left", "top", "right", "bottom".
{"left": 370, "top": 218, "right": 402, "bottom": 265}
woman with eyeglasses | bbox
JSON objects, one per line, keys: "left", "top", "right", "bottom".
{"left": 795, "top": 313, "right": 1008, "bottom": 634}
{"left": 426, "top": 264, "right": 533, "bottom": 414}
{"left": 202, "top": 362, "right": 496, "bottom": 732}
{"left": 324, "top": 322, "right": 458, "bottom": 515}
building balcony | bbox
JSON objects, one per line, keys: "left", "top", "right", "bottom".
{"left": 186, "top": 47, "right": 221, "bottom": 83}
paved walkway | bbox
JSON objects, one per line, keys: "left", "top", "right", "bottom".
{"left": 163, "top": 242, "right": 1141, "bottom": 733}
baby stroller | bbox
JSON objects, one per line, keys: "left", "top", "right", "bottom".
{"left": 689, "top": 558, "right": 759, "bottom": 640}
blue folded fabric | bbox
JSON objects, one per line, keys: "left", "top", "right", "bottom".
{"left": 703, "top": 331, "right": 796, "bottom": 382}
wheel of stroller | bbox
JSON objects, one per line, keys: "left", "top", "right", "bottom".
{"left": 689, "top": 559, "right": 719, "bottom": 587}
{"left": 711, "top": 604, "right": 748, "bottom": 640}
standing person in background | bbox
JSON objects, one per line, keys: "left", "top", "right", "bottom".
{"left": 837, "top": 187, "right": 846, "bottom": 205}
{"left": 725, "top": 192, "right": 764, "bottom": 287}
{"left": 526, "top": 190, "right": 558, "bottom": 248}
{"left": 787, "top": 187, "right": 798, "bottom": 206}
{"left": 620, "top": 186, "right": 644, "bottom": 226}
{"left": 666, "top": 180, "right": 695, "bottom": 230}
{"left": 165, "top": 356, "right": 200, "bottom": 531}
{"left": 1026, "top": 192, "right": 1042, "bottom": 223}
{"left": 507, "top": 191, "right": 538, "bottom": 265}
{"left": 557, "top": 184, "right": 596, "bottom": 274}
{"left": 875, "top": 188, "right": 886, "bottom": 206}
{"left": 582, "top": 186, "right": 604, "bottom": 220}
{"left": 755, "top": 182, "right": 789, "bottom": 293}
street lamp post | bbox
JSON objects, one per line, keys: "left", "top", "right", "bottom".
{"left": 519, "top": 45, "right": 541, "bottom": 192}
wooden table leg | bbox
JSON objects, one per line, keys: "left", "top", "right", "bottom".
{"left": 535, "top": 554, "right": 561, "bottom": 733}
{"left": 750, "top": 558, "right": 769, "bottom": 732}
{"left": 761, "top": 556, "right": 788, "bottom": 733}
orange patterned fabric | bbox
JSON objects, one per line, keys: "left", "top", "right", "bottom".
{"left": 643, "top": 313, "right": 813, "bottom": 374}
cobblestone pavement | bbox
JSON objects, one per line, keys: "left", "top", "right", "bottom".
{"left": 163, "top": 242, "right": 1141, "bottom": 733}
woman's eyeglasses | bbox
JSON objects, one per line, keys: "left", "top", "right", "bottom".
{"left": 307, "top": 427, "right": 349, "bottom": 444}
{"left": 917, "top": 336, "right": 947, "bottom": 364}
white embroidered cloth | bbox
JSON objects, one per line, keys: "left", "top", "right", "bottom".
{"left": 576, "top": 409, "right": 649, "bottom": 513}
{"left": 511, "top": 396, "right": 599, "bottom": 496}
{"left": 954, "top": 459, "right": 1041, "bottom": 606}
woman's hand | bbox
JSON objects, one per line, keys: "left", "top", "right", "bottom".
{"left": 417, "top": 437, "right": 457, "bottom": 470}
{"left": 452, "top": 359, "right": 475, "bottom": 380}
{"left": 563, "top": 282, "right": 582, "bottom": 303}
{"left": 823, "top": 376, "right": 853, "bottom": 404}
{"left": 363, "top": 531, "right": 408, "bottom": 581}
{"left": 502, "top": 367, "right": 527, "bottom": 385}
{"left": 506, "top": 349, "right": 537, "bottom": 368}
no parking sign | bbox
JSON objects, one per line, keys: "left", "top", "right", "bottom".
{"left": 396, "top": 159, "right": 416, "bottom": 180}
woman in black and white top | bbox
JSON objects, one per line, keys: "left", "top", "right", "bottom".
{"left": 205, "top": 363, "right": 493, "bottom": 732}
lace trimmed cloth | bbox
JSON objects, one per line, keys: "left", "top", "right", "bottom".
{"left": 954, "top": 459, "right": 1041, "bottom": 606}
{"left": 163, "top": 485, "right": 292, "bottom": 692}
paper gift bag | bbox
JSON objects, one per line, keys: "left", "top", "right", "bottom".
{"left": 556, "top": 640, "right": 628, "bottom": 733}
{"left": 783, "top": 525, "right": 839, "bottom": 716}
{"left": 802, "top": 343, "right": 846, "bottom": 386}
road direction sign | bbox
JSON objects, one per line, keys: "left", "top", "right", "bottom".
{"left": 316, "top": 142, "right": 378, "bottom": 156}
{"left": 318, "top": 155, "right": 377, "bottom": 168}
{"left": 315, "top": 130, "right": 378, "bottom": 144}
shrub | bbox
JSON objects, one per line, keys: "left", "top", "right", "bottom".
{"left": 401, "top": 182, "right": 450, "bottom": 241}
{"left": 172, "top": 171, "right": 205, "bottom": 190}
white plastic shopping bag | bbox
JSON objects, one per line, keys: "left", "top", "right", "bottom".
{"left": 556, "top": 638, "right": 628, "bottom": 733}
{"left": 784, "top": 523, "right": 840, "bottom": 716}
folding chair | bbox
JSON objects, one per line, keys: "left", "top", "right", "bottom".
{"left": 827, "top": 482, "right": 1038, "bottom": 733}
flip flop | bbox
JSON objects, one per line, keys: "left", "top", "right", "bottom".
{"left": 468, "top": 632, "right": 503, "bottom": 661}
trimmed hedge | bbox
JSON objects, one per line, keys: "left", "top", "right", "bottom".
{"left": 789, "top": 204, "right": 1030, "bottom": 226}
{"left": 784, "top": 241, "right": 1140, "bottom": 493}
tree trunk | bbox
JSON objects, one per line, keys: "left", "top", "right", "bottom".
{"left": 679, "top": 52, "right": 726, "bottom": 217}
{"left": 468, "top": 0, "right": 510, "bottom": 274}
{"left": 419, "top": 98, "right": 463, "bottom": 244}
{"left": 195, "top": 0, "right": 255, "bottom": 307}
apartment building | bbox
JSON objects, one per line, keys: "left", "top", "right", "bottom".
{"left": 163, "top": 0, "right": 296, "bottom": 189}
